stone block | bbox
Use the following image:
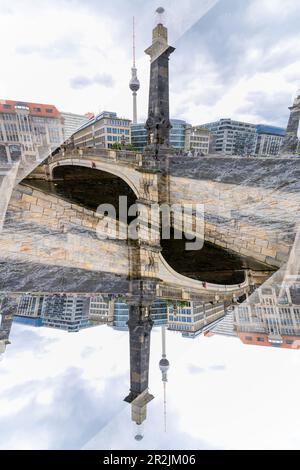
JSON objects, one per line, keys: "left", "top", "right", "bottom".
{"left": 19, "top": 186, "right": 33, "bottom": 195}
{"left": 275, "top": 251, "right": 290, "bottom": 263}
{"left": 30, "top": 204, "right": 44, "bottom": 214}
{"left": 22, "top": 194, "right": 37, "bottom": 204}
{"left": 254, "top": 239, "right": 269, "bottom": 248}
{"left": 71, "top": 204, "right": 84, "bottom": 212}
{"left": 70, "top": 217, "right": 82, "bottom": 225}
{"left": 261, "top": 247, "right": 277, "bottom": 258}
{"left": 36, "top": 198, "right": 51, "bottom": 209}
{"left": 64, "top": 208, "right": 79, "bottom": 216}
{"left": 59, "top": 200, "right": 72, "bottom": 208}
{"left": 265, "top": 256, "right": 281, "bottom": 268}
{"left": 43, "top": 208, "right": 57, "bottom": 218}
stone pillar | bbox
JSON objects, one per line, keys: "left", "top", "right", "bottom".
{"left": 144, "top": 19, "right": 175, "bottom": 149}
{"left": 0, "top": 296, "right": 18, "bottom": 358}
{"left": 281, "top": 91, "right": 300, "bottom": 154}
{"left": 124, "top": 297, "right": 154, "bottom": 402}
{"left": 124, "top": 279, "right": 155, "bottom": 430}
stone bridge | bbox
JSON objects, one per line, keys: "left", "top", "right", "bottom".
{"left": 0, "top": 157, "right": 249, "bottom": 302}
{"left": 2, "top": 143, "right": 300, "bottom": 304}
{"left": 39, "top": 146, "right": 300, "bottom": 267}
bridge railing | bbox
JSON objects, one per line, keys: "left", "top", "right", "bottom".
{"left": 158, "top": 253, "right": 249, "bottom": 300}
{"left": 48, "top": 148, "right": 142, "bottom": 168}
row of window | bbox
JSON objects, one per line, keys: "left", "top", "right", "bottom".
{"left": 245, "top": 335, "right": 295, "bottom": 345}
{"left": 106, "top": 128, "right": 130, "bottom": 135}
{"left": 107, "top": 135, "right": 130, "bottom": 142}
{"left": 105, "top": 119, "right": 130, "bottom": 127}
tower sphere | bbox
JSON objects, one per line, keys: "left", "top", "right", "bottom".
{"left": 159, "top": 357, "right": 170, "bottom": 372}
{"left": 129, "top": 76, "right": 140, "bottom": 92}
{"left": 156, "top": 7, "right": 165, "bottom": 14}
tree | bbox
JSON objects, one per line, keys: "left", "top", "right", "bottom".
{"left": 125, "top": 144, "right": 135, "bottom": 151}
{"left": 111, "top": 142, "right": 122, "bottom": 150}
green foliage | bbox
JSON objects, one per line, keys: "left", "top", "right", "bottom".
{"left": 111, "top": 143, "right": 135, "bottom": 151}
{"left": 111, "top": 142, "right": 122, "bottom": 150}
{"left": 125, "top": 144, "right": 135, "bottom": 151}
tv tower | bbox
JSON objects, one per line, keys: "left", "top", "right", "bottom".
{"left": 159, "top": 325, "right": 170, "bottom": 432}
{"left": 129, "top": 17, "right": 140, "bottom": 124}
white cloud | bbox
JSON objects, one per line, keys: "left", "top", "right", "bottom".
{"left": 0, "top": 0, "right": 299, "bottom": 127}
{"left": 1, "top": 323, "right": 300, "bottom": 449}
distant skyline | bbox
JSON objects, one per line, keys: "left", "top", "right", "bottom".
{"left": 0, "top": 0, "right": 299, "bottom": 128}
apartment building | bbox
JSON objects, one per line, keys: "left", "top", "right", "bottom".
{"left": 72, "top": 111, "right": 131, "bottom": 149}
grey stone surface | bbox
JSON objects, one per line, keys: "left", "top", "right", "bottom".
{"left": 0, "top": 260, "right": 129, "bottom": 294}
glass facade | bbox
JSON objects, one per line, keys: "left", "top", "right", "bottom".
{"left": 131, "top": 119, "right": 188, "bottom": 151}
{"left": 202, "top": 119, "right": 286, "bottom": 156}
{"left": 113, "top": 299, "right": 168, "bottom": 329}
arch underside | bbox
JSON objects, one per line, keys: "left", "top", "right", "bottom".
{"left": 49, "top": 159, "right": 141, "bottom": 198}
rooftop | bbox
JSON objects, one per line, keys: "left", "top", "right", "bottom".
{"left": 0, "top": 99, "right": 60, "bottom": 118}
{"left": 75, "top": 110, "right": 131, "bottom": 133}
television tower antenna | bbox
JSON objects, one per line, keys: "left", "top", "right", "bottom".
{"left": 129, "top": 16, "right": 140, "bottom": 124}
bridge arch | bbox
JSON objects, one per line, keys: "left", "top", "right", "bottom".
{"left": 43, "top": 153, "right": 250, "bottom": 298}
{"left": 48, "top": 158, "right": 141, "bottom": 198}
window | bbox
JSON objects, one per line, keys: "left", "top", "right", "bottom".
{"left": 33, "top": 107, "right": 41, "bottom": 112}
{"left": 3, "top": 104, "right": 11, "bottom": 109}
{"left": 9, "top": 144, "right": 22, "bottom": 161}
{"left": 48, "top": 127, "right": 60, "bottom": 143}
{"left": 45, "top": 108, "right": 53, "bottom": 113}
{"left": 245, "top": 336, "right": 253, "bottom": 341}
{"left": 257, "top": 337, "right": 264, "bottom": 342}
{"left": 0, "top": 145, "right": 7, "bottom": 161}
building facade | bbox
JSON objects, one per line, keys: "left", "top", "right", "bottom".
{"left": 0, "top": 99, "right": 64, "bottom": 164}
{"left": 17, "top": 294, "right": 44, "bottom": 318}
{"left": 88, "top": 295, "right": 114, "bottom": 325}
{"left": 112, "top": 299, "right": 168, "bottom": 329}
{"left": 13, "top": 293, "right": 90, "bottom": 332}
{"left": 203, "top": 119, "right": 257, "bottom": 156}
{"left": 167, "top": 300, "right": 225, "bottom": 338}
{"left": 255, "top": 125, "right": 286, "bottom": 157}
{"left": 14, "top": 294, "right": 44, "bottom": 326}
{"left": 169, "top": 119, "right": 188, "bottom": 149}
{"left": 185, "top": 125, "right": 211, "bottom": 154}
{"left": 72, "top": 111, "right": 131, "bottom": 149}
{"left": 202, "top": 118, "right": 285, "bottom": 157}
{"left": 131, "top": 119, "right": 189, "bottom": 151}
{"left": 234, "top": 280, "right": 300, "bottom": 348}
{"left": 61, "top": 112, "right": 92, "bottom": 141}
{"left": 130, "top": 124, "right": 147, "bottom": 151}
{"left": 42, "top": 294, "right": 90, "bottom": 332}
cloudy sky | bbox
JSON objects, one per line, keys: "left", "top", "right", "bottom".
{"left": 0, "top": 0, "right": 299, "bottom": 126}
{"left": 1, "top": 322, "right": 300, "bottom": 450}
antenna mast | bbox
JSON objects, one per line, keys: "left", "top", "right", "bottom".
{"left": 129, "top": 15, "right": 140, "bottom": 124}
{"left": 133, "top": 16, "right": 136, "bottom": 67}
